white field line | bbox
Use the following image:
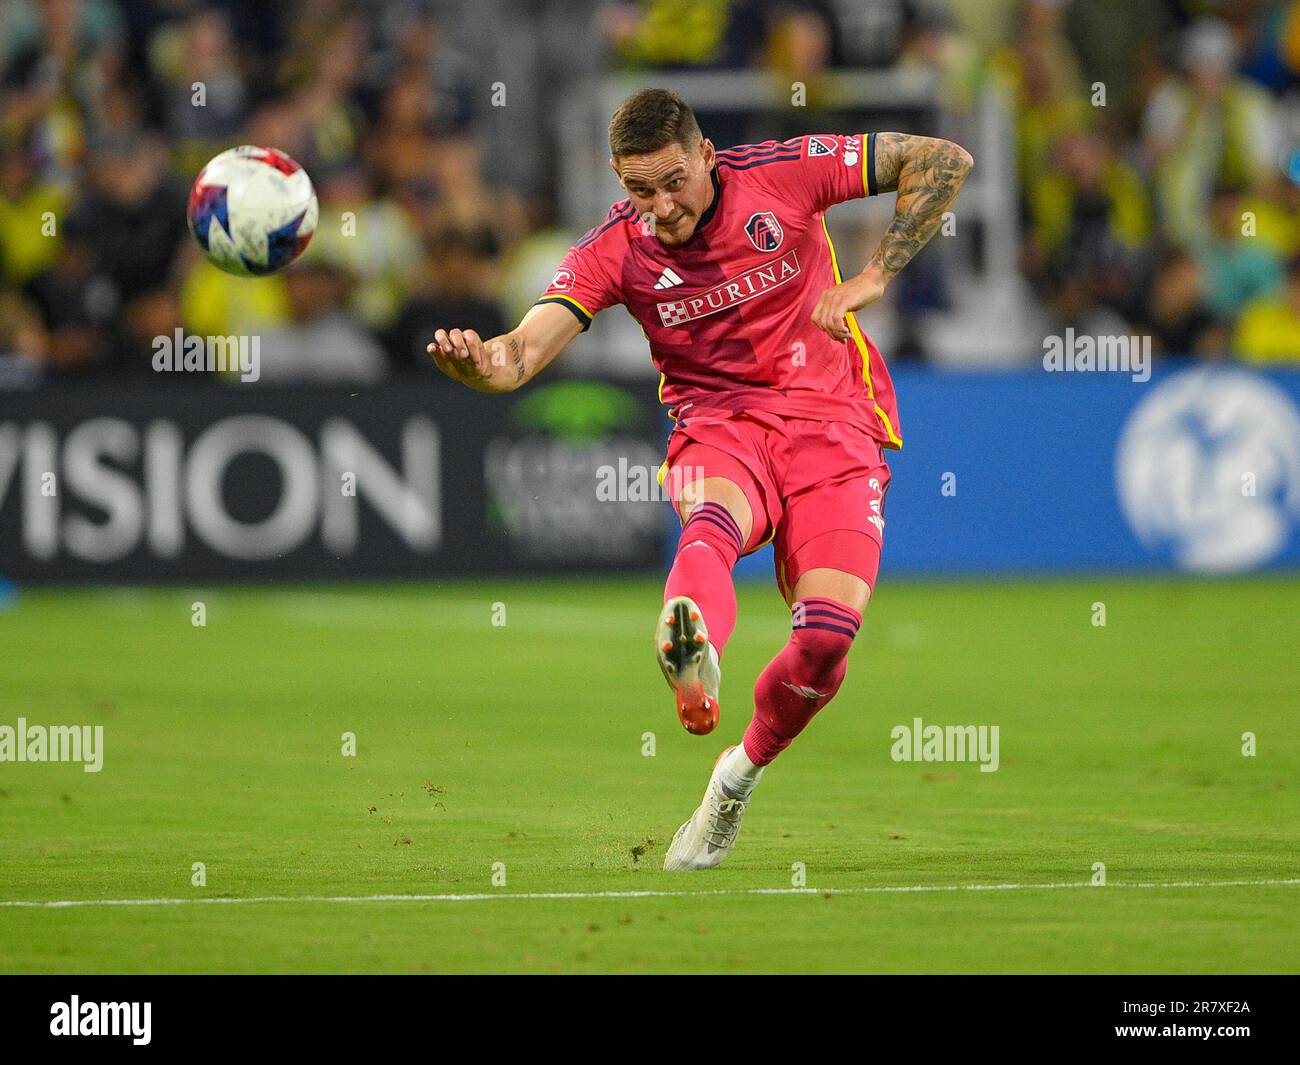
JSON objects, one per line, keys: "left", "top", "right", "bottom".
{"left": 1, "top": 878, "right": 1296, "bottom": 909}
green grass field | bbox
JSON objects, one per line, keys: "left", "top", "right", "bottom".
{"left": 1, "top": 574, "right": 1297, "bottom": 974}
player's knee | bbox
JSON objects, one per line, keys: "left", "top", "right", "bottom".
{"left": 678, "top": 477, "right": 754, "bottom": 545}
{"left": 792, "top": 598, "right": 860, "bottom": 646}
{"left": 788, "top": 597, "right": 860, "bottom": 672}
{"left": 676, "top": 500, "right": 745, "bottom": 566}
{"left": 789, "top": 624, "right": 855, "bottom": 671}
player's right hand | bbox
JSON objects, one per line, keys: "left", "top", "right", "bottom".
{"left": 428, "top": 328, "right": 492, "bottom": 386}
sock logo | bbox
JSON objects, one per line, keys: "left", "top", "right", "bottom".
{"left": 781, "top": 681, "right": 828, "bottom": 699}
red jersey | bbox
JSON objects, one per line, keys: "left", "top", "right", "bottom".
{"left": 534, "top": 132, "right": 902, "bottom": 448}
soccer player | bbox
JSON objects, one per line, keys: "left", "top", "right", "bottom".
{"left": 429, "top": 89, "right": 972, "bottom": 871}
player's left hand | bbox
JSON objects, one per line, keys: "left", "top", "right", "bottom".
{"left": 812, "top": 268, "right": 887, "bottom": 342}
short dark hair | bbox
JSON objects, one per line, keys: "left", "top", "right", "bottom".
{"left": 608, "top": 89, "right": 702, "bottom": 160}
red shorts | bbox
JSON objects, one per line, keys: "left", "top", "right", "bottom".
{"left": 660, "top": 408, "right": 891, "bottom": 604}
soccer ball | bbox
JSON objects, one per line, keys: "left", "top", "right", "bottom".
{"left": 187, "top": 146, "right": 319, "bottom": 277}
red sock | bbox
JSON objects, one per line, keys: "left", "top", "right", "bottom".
{"left": 743, "top": 597, "right": 861, "bottom": 766}
{"left": 663, "top": 501, "right": 743, "bottom": 656}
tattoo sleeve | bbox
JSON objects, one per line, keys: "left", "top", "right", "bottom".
{"left": 867, "top": 133, "right": 974, "bottom": 280}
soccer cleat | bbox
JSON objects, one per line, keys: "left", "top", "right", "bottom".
{"left": 663, "top": 746, "right": 749, "bottom": 871}
{"left": 655, "top": 595, "right": 722, "bottom": 734}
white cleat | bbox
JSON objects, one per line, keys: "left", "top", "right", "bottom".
{"left": 663, "top": 746, "right": 749, "bottom": 871}
{"left": 655, "top": 595, "right": 722, "bottom": 735}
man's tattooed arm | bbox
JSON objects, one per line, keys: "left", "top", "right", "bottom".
{"left": 506, "top": 336, "right": 525, "bottom": 382}
{"left": 484, "top": 336, "right": 528, "bottom": 385}
{"left": 430, "top": 303, "right": 585, "bottom": 393}
{"left": 867, "top": 133, "right": 974, "bottom": 280}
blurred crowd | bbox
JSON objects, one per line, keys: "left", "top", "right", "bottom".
{"left": 1, "top": 0, "right": 1299, "bottom": 386}
{"left": 0, "top": 0, "right": 540, "bottom": 384}
{"left": 993, "top": 0, "right": 1300, "bottom": 365}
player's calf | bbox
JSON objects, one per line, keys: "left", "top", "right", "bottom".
{"left": 657, "top": 497, "right": 748, "bottom": 735}
{"left": 743, "top": 596, "right": 861, "bottom": 765}
{"left": 664, "top": 498, "right": 745, "bottom": 655}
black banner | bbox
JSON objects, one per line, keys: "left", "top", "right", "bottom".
{"left": 0, "top": 377, "right": 671, "bottom": 582}
{"left": 0, "top": 976, "right": 1294, "bottom": 1046}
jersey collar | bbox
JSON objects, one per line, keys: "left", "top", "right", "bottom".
{"left": 693, "top": 166, "right": 722, "bottom": 236}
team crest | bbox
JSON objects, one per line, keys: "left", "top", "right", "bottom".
{"left": 550, "top": 267, "right": 574, "bottom": 291}
{"left": 808, "top": 136, "right": 837, "bottom": 157}
{"left": 744, "top": 211, "right": 783, "bottom": 252}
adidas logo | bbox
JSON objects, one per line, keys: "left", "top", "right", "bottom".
{"left": 653, "top": 266, "right": 684, "bottom": 290}
{"left": 781, "top": 681, "right": 829, "bottom": 700}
